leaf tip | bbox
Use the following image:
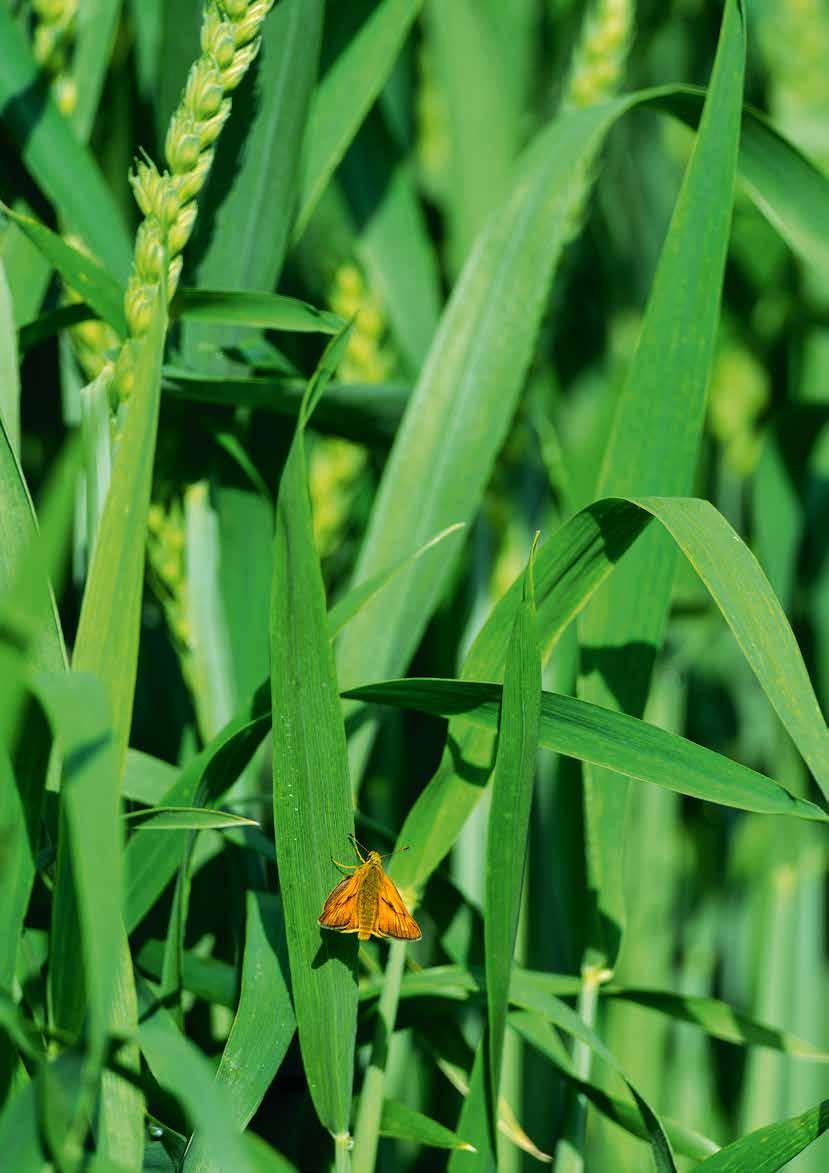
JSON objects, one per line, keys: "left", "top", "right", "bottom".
{"left": 524, "top": 530, "right": 541, "bottom": 605}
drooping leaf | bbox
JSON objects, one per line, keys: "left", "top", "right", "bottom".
{"left": 602, "top": 986, "right": 829, "bottom": 1061}
{"left": 511, "top": 985, "right": 678, "bottom": 1171}
{"left": 386, "top": 500, "right": 650, "bottom": 897}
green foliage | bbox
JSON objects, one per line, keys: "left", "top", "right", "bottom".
{"left": 577, "top": 0, "right": 745, "bottom": 977}
{"left": 2, "top": 2, "right": 829, "bottom": 1172}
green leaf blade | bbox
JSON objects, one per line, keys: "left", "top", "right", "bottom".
{"left": 124, "top": 806, "right": 259, "bottom": 831}
{"left": 270, "top": 333, "right": 357, "bottom": 1139}
{"left": 136, "top": 978, "right": 257, "bottom": 1173}
{"left": 379, "top": 1098, "right": 475, "bottom": 1152}
{"left": 296, "top": 0, "right": 421, "bottom": 238}
{"left": 182, "top": 893, "right": 296, "bottom": 1172}
{"left": 0, "top": 206, "right": 126, "bottom": 335}
{"left": 485, "top": 546, "right": 541, "bottom": 1123}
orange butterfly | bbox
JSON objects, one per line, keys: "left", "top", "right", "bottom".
{"left": 318, "top": 837, "right": 421, "bottom": 942}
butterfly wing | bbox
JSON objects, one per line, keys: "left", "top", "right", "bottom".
{"left": 375, "top": 871, "right": 422, "bottom": 941}
{"left": 318, "top": 870, "right": 362, "bottom": 933}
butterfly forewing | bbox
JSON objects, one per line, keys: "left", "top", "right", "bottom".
{"left": 318, "top": 871, "right": 362, "bottom": 933}
{"left": 376, "top": 871, "right": 422, "bottom": 941}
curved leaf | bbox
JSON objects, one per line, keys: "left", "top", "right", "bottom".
{"left": 343, "top": 679, "right": 828, "bottom": 822}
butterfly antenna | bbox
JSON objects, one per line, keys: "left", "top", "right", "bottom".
{"left": 380, "top": 845, "right": 410, "bottom": 860}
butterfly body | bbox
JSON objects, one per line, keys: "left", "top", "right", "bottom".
{"left": 318, "top": 842, "right": 421, "bottom": 942}
{"left": 356, "top": 853, "right": 383, "bottom": 939}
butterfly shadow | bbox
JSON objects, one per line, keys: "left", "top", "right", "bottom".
{"left": 311, "top": 929, "right": 359, "bottom": 985}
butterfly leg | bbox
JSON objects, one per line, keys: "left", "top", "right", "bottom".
{"left": 331, "top": 857, "right": 357, "bottom": 874}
